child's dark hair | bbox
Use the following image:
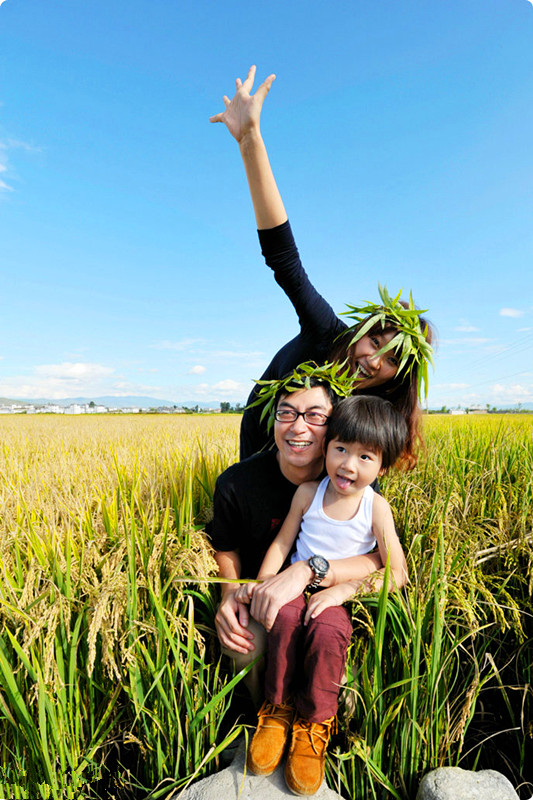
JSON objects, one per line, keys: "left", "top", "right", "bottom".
{"left": 325, "top": 395, "right": 408, "bottom": 470}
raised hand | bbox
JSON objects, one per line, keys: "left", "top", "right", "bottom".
{"left": 209, "top": 65, "right": 275, "bottom": 143}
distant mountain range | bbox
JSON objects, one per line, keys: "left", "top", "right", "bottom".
{"left": 0, "top": 395, "right": 225, "bottom": 409}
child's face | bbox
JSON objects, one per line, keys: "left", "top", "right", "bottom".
{"left": 325, "top": 438, "right": 383, "bottom": 495}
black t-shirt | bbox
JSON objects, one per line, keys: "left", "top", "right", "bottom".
{"left": 206, "top": 451, "right": 298, "bottom": 579}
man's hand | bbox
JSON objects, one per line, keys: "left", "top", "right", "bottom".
{"left": 215, "top": 591, "right": 256, "bottom": 655}
{"left": 234, "top": 581, "right": 257, "bottom": 604}
{"left": 250, "top": 561, "right": 312, "bottom": 632}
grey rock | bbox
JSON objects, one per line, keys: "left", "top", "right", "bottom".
{"left": 416, "top": 766, "right": 519, "bottom": 800}
{"left": 171, "top": 740, "right": 343, "bottom": 799}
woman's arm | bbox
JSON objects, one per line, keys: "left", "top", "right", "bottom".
{"left": 210, "top": 65, "right": 287, "bottom": 230}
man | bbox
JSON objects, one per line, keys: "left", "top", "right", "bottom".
{"left": 207, "top": 379, "right": 381, "bottom": 703}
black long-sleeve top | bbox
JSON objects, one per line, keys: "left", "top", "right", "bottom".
{"left": 239, "top": 220, "right": 348, "bottom": 460}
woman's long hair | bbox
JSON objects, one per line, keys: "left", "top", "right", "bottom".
{"left": 329, "top": 312, "right": 434, "bottom": 469}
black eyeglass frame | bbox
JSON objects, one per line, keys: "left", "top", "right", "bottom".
{"left": 274, "top": 409, "right": 330, "bottom": 427}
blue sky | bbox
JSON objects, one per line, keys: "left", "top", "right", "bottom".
{"left": 1, "top": 0, "right": 532, "bottom": 409}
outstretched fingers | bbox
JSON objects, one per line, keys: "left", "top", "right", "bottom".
{"left": 254, "top": 73, "right": 276, "bottom": 102}
{"left": 241, "top": 64, "right": 256, "bottom": 90}
{"left": 209, "top": 95, "right": 231, "bottom": 124}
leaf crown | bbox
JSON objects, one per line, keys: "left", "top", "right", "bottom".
{"left": 341, "top": 284, "right": 434, "bottom": 400}
{"left": 246, "top": 361, "right": 357, "bottom": 433}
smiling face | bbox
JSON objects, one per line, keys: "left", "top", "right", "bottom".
{"left": 325, "top": 438, "right": 383, "bottom": 496}
{"left": 351, "top": 329, "right": 400, "bottom": 388}
{"left": 274, "top": 386, "right": 333, "bottom": 484}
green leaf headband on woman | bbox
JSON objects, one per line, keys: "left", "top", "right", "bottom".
{"left": 341, "top": 284, "right": 434, "bottom": 400}
{"left": 246, "top": 360, "right": 358, "bottom": 432}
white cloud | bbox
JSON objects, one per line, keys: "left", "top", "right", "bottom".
{"left": 151, "top": 338, "right": 202, "bottom": 351}
{"left": 441, "top": 337, "right": 492, "bottom": 346}
{"left": 34, "top": 362, "right": 114, "bottom": 379}
{"left": 208, "top": 349, "right": 265, "bottom": 361}
{"left": 499, "top": 308, "right": 525, "bottom": 318}
{"left": 0, "top": 138, "right": 40, "bottom": 192}
{"left": 453, "top": 319, "right": 479, "bottom": 333}
{"left": 0, "top": 160, "right": 12, "bottom": 192}
{"left": 490, "top": 383, "right": 533, "bottom": 403}
{"left": 434, "top": 382, "right": 470, "bottom": 390}
{"left": 189, "top": 365, "right": 206, "bottom": 375}
{"left": 176, "top": 378, "right": 249, "bottom": 401}
{"left": 213, "top": 379, "right": 244, "bottom": 393}
{"left": 0, "top": 362, "right": 118, "bottom": 399}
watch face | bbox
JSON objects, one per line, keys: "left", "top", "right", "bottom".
{"left": 310, "top": 555, "right": 329, "bottom": 574}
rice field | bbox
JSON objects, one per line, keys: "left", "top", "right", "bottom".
{"left": 0, "top": 413, "right": 532, "bottom": 799}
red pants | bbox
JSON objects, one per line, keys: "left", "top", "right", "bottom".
{"left": 264, "top": 594, "right": 352, "bottom": 723}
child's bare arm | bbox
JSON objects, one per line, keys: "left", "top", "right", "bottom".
{"left": 304, "top": 582, "right": 356, "bottom": 624}
{"left": 344, "top": 496, "right": 408, "bottom": 596}
{"left": 257, "top": 484, "right": 314, "bottom": 578}
{"left": 372, "top": 495, "right": 408, "bottom": 589}
{"left": 234, "top": 482, "right": 315, "bottom": 606}
{"left": 319, "top": 551, "right": 383, "bottom": 588}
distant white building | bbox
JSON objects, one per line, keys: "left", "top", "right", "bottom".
{"left": 65, "top": 404, "right": 86, "bottom": 415}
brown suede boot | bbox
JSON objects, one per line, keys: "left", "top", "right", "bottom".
{"left": 284, "top": 715, "right": 336, "bottom": 795}
{"left": 247, "top": 700, "right": 295, "bottom": 776}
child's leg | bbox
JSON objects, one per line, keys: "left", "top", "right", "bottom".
{"left": 296, "top": 604, "right": 352, "bottom": 722}
{"left": 247, "top": 595, "right": 306, "bottom": 777}
{"left": 285, "top": 605, "right": 352, "bottom": 795}
{"left": 264, "top": 594, "right": 307, "bottom": 705}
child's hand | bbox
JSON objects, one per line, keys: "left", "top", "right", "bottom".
{"left": 304, "top": 585, "right": 352, "bottom": 625}
{"left": 234, "top": 582, "right": 257, "bottom": 604}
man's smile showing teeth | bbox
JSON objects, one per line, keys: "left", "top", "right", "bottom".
{"left": 287, "top": 440, "right": 311, "bottom": 448}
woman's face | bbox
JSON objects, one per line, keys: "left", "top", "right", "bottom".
{"left": 351, "top": 329, "right": 400, "bottom": 388}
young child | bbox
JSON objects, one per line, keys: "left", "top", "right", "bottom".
{"left": 235, "top": 394, "right": 409, "bottom": 796}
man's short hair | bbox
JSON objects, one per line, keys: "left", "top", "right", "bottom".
{"left": 276, "top": 376, "right": 339, "bottom": 410}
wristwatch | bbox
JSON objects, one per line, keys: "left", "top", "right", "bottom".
{"left": 308, "top": 555, "right": 330, "bottom": 589}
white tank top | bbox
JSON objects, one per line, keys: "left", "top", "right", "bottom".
{"left": 291, "top": 477, "right": 376, "bottom": 564}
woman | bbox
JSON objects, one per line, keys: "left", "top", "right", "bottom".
{"left": 210, "top": 66, "right": 433, "bottom": 465}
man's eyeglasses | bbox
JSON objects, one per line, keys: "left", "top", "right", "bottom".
{"left": 274, "top": 409, "right": 329, "bottom": 427}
